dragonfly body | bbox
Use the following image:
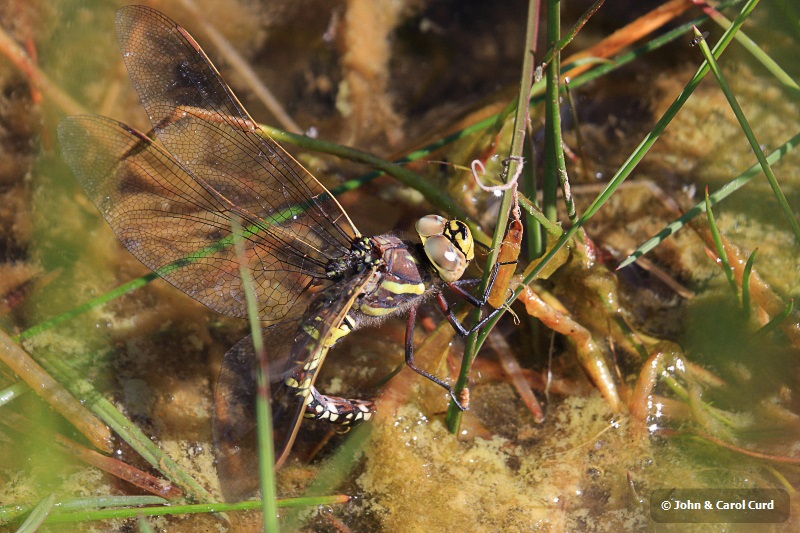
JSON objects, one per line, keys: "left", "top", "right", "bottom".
{"left": 59, "top": 5, "right": 496, "bottom": 499}
{"left": 283, "top": 234, "right": 431, "bottom": 425}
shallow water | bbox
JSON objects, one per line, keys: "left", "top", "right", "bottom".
{"left": 1, "top": 1, "right": 800, "bottom": 531}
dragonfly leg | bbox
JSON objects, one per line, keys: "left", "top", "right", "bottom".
{"left": 447, "top": 257, "right": 513, "bottom": 307}
{"left": 404, "top": 304, "right": 467, "bottom": 411}
{"left": 439, "top": 259, "right": 517, "bottom": 336}
{"left": 304, "top": 386, "right": 375, "bottom": 425}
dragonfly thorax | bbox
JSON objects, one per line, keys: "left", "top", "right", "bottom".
{"left": 325, "top": 237, "right": 376, "bottom": 281}
{"left": 353, "top": 234, "right": 430, "bottom": 319}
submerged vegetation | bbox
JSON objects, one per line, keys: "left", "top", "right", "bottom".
{"left": 1, "top": 0, "right": 799, "bottom": 530}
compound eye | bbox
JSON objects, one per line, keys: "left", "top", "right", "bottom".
{"left": 445, "top": 220, "right": 474, "bottom": 262}
{"left": 424, "top": 235, "right": 468, "bottom": 282}
{"left": 415, "top": 215, "right": 447, "bottom": 240}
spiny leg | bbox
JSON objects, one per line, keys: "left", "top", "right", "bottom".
{"left": 403, "top": 304, "right": 468, "bottom": 410}
{"left": 402, "top": 261, "right": 517, "bottom": 409}
{"left": 447, "top": 257, "right": 517, "bottom": 308}
{"left": 437, "top": 257, "right": 518, "bottom": 335}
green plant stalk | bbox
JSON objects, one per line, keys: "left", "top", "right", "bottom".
{"left": 1, "top": 497, "right": 169, "bottom": 525}
{"left": 619, "top": 129, "right": 800, "bottom": 268}
{"left": 523, "top": 125, "right": 544, "bottom": 258}
{"left": 542, "top": 0, "right": 561, "bottom": 223}
{"left": 0, "top": 381, "right": 26, "bottom": 407}
{"left": 753, "top": 299, "right": 795, "bottom": 340}
{"left": 36, "top": 495, "right": 349, "bottom": 525}
{"left": 446, "top": 0, "right": 539, "bottom": 432}
{"left": 232, "top": 218, "right": 279, "bottom": 533}
{"left": 15, "top": 493, "right": 55, "bottom": 533}
{"left": 703, "top": 6, "right": 800, "bottom": 93}
{"left": 546, "top": 0, "right": 578, "bottom": 224}
{"left": 704, "top": 188, "right": 738, "bottom": 298}
{"left": 741, "top": 249, "right": 757, "bottom": 320}
{"left": 523, "top": 0, "right": 543, "bottom": 261}
{"left": 694, "top": 26, "right": 800, "bottom": 243}
{"left": 471, "top": 0, "right": 762, "bottom": 357}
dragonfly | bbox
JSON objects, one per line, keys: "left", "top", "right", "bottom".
{"left": 59, "top": 5, "right": 502, "bottom": 499}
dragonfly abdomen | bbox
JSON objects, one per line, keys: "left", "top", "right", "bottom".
{"left": 283, "top": 274, "right": 377, "bottom": 426}
{"left": 304, "top": 389, "right": 374, "bottom": 424}
{"left": 290, "top": 308, "right": 376, "bottom": 425}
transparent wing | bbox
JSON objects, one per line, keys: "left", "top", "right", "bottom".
{"left": 59, "top": 115, "right": 320, "bottom": 322}
{"left": 213, "top": 274, "right": 372, "bottom": 501}
{"left": 213, "top": 324, "right": 299, "bottom": 501}
{"left": 115, "top": 5, "right": 359, "bottom": 269}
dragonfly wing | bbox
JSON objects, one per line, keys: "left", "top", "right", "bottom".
{"left": 214, "top": 273, "right": 373, "bottom": 501}
{"left": 115, "top": 5, "right": 359, "bottom": 269}
{"left": 213, "top": 325, "right": 298, "bottom": 501}
{"left": 59, "top": 115, "right": 316, "bottom": 322}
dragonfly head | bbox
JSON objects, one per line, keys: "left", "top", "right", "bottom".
{"left": 415, "top": 215, "right": 474, "bottom": 283}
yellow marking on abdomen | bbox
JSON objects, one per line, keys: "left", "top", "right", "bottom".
{"left": 323, "top": 323, "right": 351, "bottom": 348}
{"left": 302, "top": 324, "right": 320, "bottom": 340}
{"left": 303, "top": 356, "right": 322, "bottom": 372}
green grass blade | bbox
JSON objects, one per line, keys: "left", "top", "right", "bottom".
{"left": 523, "top": 126, "right": 544, "bottom": 258}
{"left": 618, "top": 130, "right": 800, "bottom": 269}
{"left": 753, "top": 299, "right": 795, "bottom": 340}
{"left": 38, "top": 495, "right": 349, "bottom": 525}
{"left": 1, "top": 496, "right": 168, "bottom": 525}
{"left": 231, "top": 218, "right": 279, "bottom": 533}
{"left": 14, "top": 493, "right": 55, "bottom": 533}
{"left": 540, "top": 0, "right": 557, "bottom": 223}
{"left": 693, "top": 25, "right": 800, "bottom": 242}
{"left": 704, "top": 187, "right": 738, "bottom": 298}
{"left": 543, "top": 0, "right": 570, "bottom": 223}
{"left": 703, "top": 6, "right": 800, "bottom": 94}
{"left": 471, "top": 0, "right": 763, "bottom": 356}
{"left": 445, "top": 0, "right": 539, "bottom": 433}
{"left": 741, "top": 249, "right": 758, "bottom": 320}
